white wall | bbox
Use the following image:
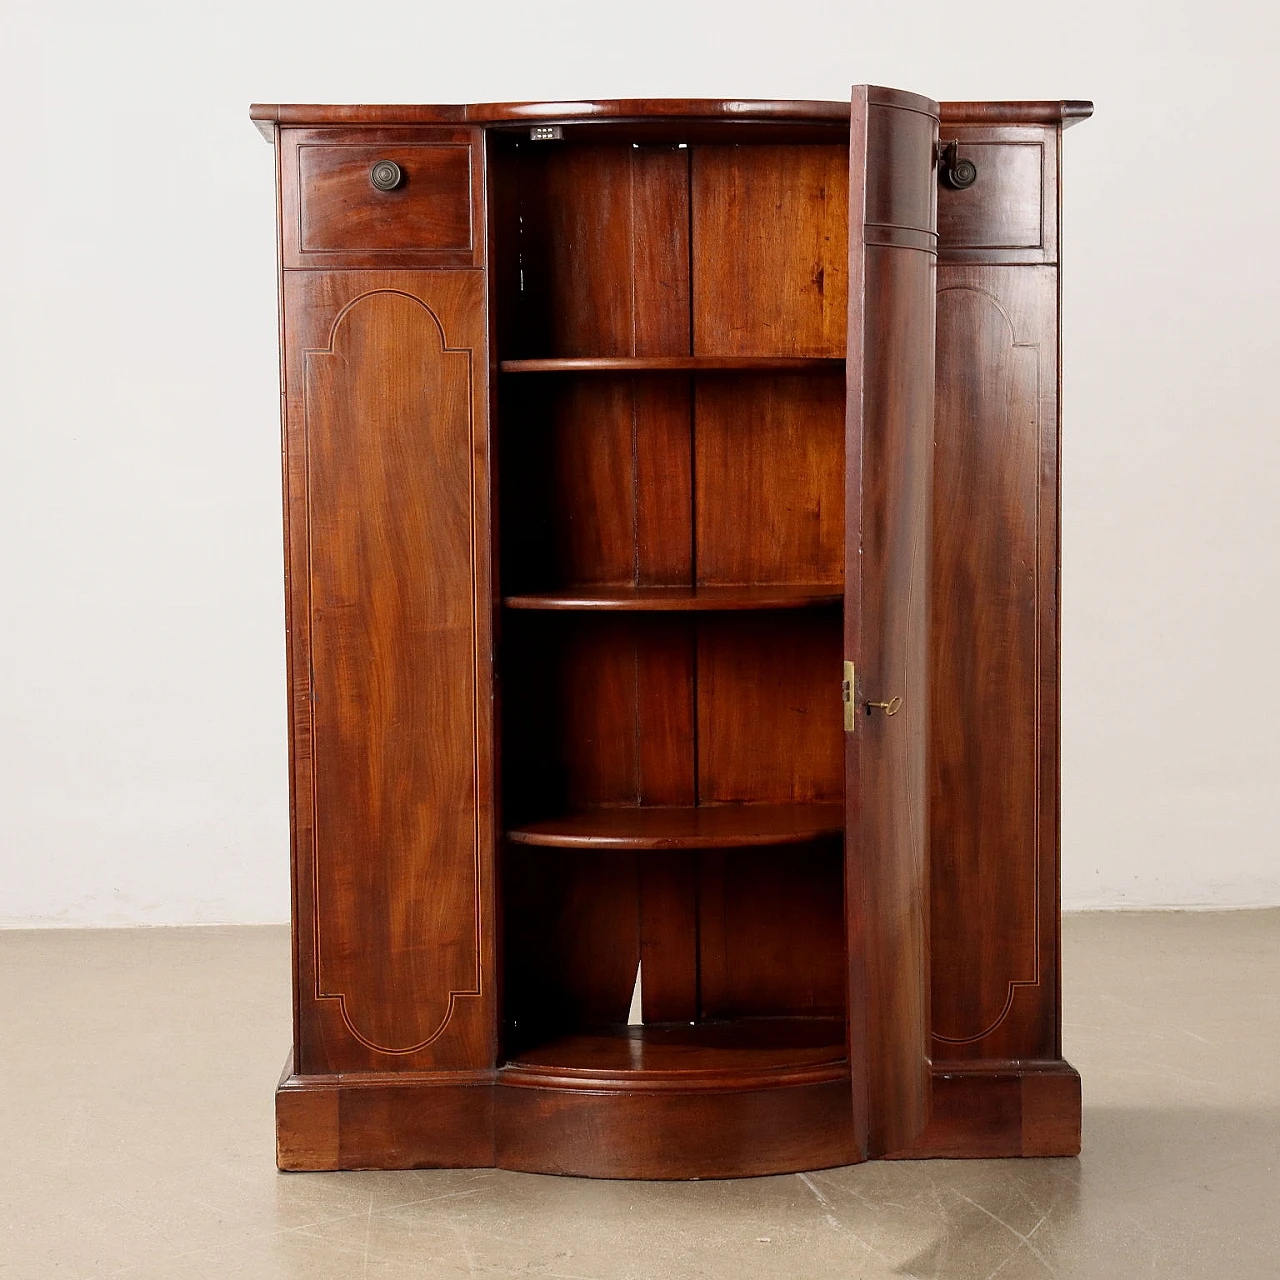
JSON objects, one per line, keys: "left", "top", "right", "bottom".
{"left": 2, "top": 0, "right": 1275, "bottom": 925}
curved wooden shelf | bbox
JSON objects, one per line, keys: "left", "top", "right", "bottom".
{"left": 501, "top": 1018, "right": 847, "bottom": 1092}
{"left": 507, "top": 803, "right": 844, "bottom": 850}
{"left": 496, "top": 1019, "right": 855, "bottom": 1177}
{"left": 504, "top": 584, "right": 842, "bottom": 612}
{"left": 499, "top": 356, "right": 844, "bottom": 375}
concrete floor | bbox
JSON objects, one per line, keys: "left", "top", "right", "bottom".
{"left": 0, "top": 912, "right": 1276, "bottom": 1279}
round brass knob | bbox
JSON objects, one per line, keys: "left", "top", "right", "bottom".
{"left": 370, "top": 160, "right": 403, "bottom": 192}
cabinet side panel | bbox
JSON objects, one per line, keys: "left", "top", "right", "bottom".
{"left": 930, "top": 265, "right": 1058, "bottom": 1058}
{"left": 930, "top": 123, "right": 1062, "bottom": 1064}
{"left": 284, "top": 270, "right": 494, "bottom": 1073}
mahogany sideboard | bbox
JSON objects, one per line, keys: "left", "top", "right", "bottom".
{"left": 250, "top": 88, "right": 1093, "bottom": 1176}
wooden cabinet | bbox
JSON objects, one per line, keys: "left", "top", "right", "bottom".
{"left": 253, "top": 90, "right": 1092, "bottom": 1176}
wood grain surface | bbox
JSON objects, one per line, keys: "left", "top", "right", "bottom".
{"left": 844, "top": 84, "right": 939, "bottom": 1159}
{"left": 283, "top": 271, "right": 494, "bottom": 1074}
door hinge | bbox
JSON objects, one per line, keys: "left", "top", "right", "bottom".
{"left": 842, "top": 660, "right": 856, "bottom": 732}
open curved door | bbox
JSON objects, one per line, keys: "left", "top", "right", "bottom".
{"left": 845, "top": 84, "right": 939, "bottom": 1158}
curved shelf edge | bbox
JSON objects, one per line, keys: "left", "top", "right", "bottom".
{"left": 500, "top": 1020, "right": 849, "bottom": 1094}
{"left": 504, "top": 585, "right": 843, "bottom": 612}
{"left": 495, "top": 1056, "right": 855, "bottom": 1177}
{"left": 499, "top": 356, "right": 845, "bottom": 374}
{"left": 507, "top": 803, "right": 845, "bottom": 850}
{"left": 499, "top": 1059, "right": 849, "bottom": 1093}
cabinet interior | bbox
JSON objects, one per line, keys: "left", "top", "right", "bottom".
{"left": 491, "top": 128, "right": 850, "bottom": 1065}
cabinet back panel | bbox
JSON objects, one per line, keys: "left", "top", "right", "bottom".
{"left": 699, "top": 845, "right": 846, "bottom": 1019}
{"left": 691, "top": 145, "right": 849, "bottom": 357}
{"left": 697, "top": 612, "right": 844, "bottom": 805}
{"left": 511, "top": 144, "right": 691, "bottom": 357}
{"left": 501, "top": 370, "right": 842, "bottom": 593}
{"left": 503, "top": 611, "right": 841, "bottom": 812}
{"left": 499, "top": 376, "right": 693, "bottom": 592}
{"left": 500, "top": 140, "right": 849, "bottom": 360}
{"left": 504, "top": 844, "right": 845, "bottom": 1043}
{"left": 503, "top": 849, "right": 641, "bottom": 1042}
{"left": 695, "top": 372, "right": 844, "bottom": 585}
{"left": 501, "top": 613, "right": 697, "bottom": 817}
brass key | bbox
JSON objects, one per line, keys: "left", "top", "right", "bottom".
{"left": 866, "top": 696, "right": 903, "bottom": 716}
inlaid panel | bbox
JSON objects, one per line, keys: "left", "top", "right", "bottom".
{"left": 930, "top": 265, "right": 1058, "bottom": 1059}
{"left": 284, "top": 271, "right": 492, "bottom": 1072}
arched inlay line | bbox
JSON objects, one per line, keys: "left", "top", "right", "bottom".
{"left": 931, "top": 282, "right": 1043, "bottom": 1047}
{"left": 302, "top": 287, "right": 482, "bottom": 1056}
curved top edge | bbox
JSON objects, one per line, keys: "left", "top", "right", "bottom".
{"left": 863, "top": 85, "right": 940, "bottom": 119}
{"left": 249, "top": 97, "right": 1093, "bottom": 139}
{"left": 250, "top": 98, "right": 849, "bottom": 128}
{"left": 940, "top": 99, "right": 1094, "bottom": 128}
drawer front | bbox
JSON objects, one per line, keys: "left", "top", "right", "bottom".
{"left": 282, "top": 127, "right": 480, "bottom": 268}
{"left": 937, "top": 126, "right": 1058, "bottom": 264}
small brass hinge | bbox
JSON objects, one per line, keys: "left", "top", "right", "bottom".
{"left": 842, "top": 660, "right": 855, "bottom": 732}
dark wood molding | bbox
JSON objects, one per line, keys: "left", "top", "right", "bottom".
{"left": 252, "top": 99, "right": 1094, "bottom": 141}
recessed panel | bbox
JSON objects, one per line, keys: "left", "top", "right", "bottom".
{"left": 303, "top": 282, "right": 482, "bottom": 1061}
{"left": 929, "top": 265, "right": 1058, "bottom": 1060}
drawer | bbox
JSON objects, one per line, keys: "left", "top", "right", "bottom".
{"left": 937, "top": 127, "right": 1058, "bottom": 263}
{"left": 282, "top": 128, "right": 479, "bottom": 268}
